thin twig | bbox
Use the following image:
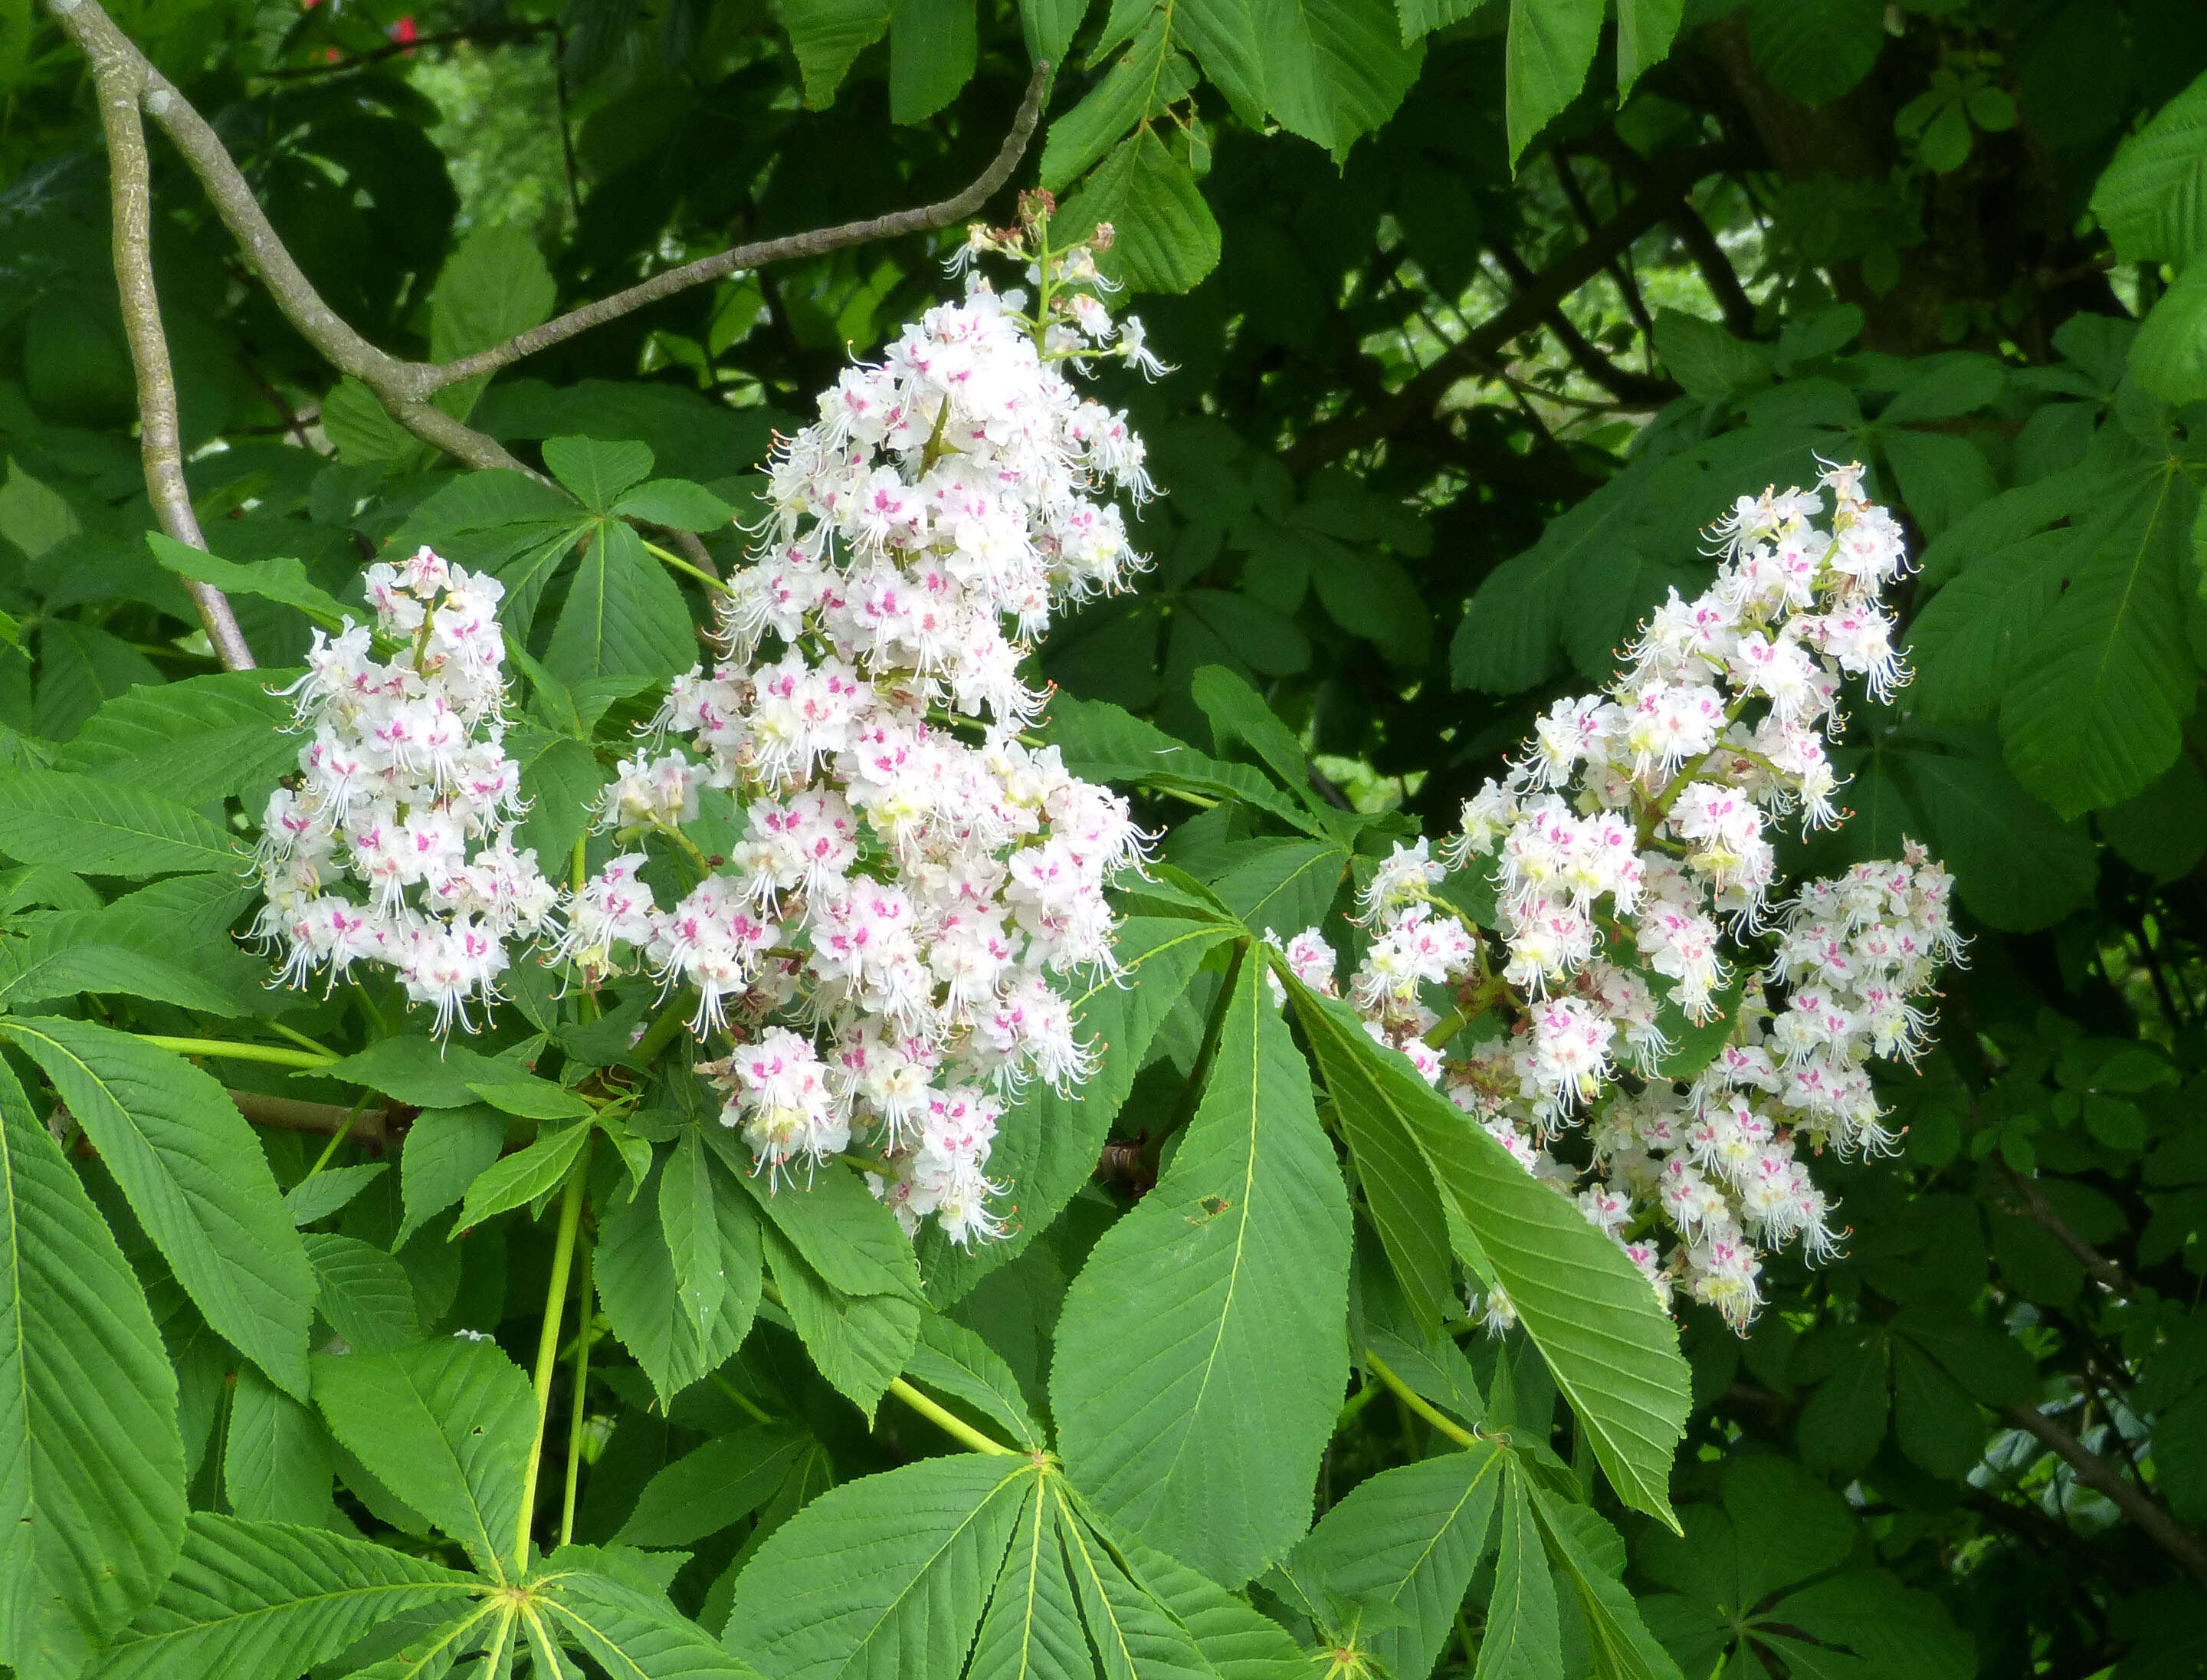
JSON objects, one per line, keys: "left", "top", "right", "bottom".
{"left": 59, "top": 0, "right": 256, "bottom": 668}
{"left": 1995, "top": 1163, "right": 2141, "bottom": 1300}
{"left": 1284, "top": 141, "right": 1743, "bottom": 471}
{"left": 417, "top": 60, "right": 1052, "bottom": 393}
{"left": 1484, "top": 244, "right": 1677, "bottom": 405}
{"left": 254, "top": 21, "right": 556, "bottom": 80}
{"left": 2001, "top": 1399, "right": 2207, "bottom": 1591}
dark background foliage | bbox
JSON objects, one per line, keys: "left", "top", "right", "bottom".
{"left": 12, "top": 0, "right": 2207, "bottom": 1675}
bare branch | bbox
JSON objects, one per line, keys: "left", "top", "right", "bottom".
{"left": 1995, "top": 1163, "right": 2142, "bottom": 1301}
{"left": 229, "top": 1088, "right": 392, "bottom": 1148}
{"left": 415, "top": 58, "right": 1054, "bottom": 394}
{"left": 54, "top": 0, "right": 257, "bottom": 669}
{"left": 1483, "top": 243, "right": 1679, "bottom": 406}
{"left": 2001, "top": 1398, "right": 2207, "bottom": 1591}
{"left": 1284, "top": 141, "right": 1744, "bottom": 472}
{"left": 52, "top": 0, "right": 1050, "bottom": 487}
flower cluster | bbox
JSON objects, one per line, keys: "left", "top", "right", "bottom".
{"left": 252, "top": 550, "right": 559, "bottom": 1032}
{"left": 1284, "top": 463, "right": 1963, "bottom": 1331}
{"left": 559, "top": 202, "right": 1151, "bottom": 1244}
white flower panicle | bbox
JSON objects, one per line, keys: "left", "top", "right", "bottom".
{"left": 1297, "top": 463, "right": 1963, "bottom": 1332}
{"left": 251, "top": 548, "right": 558, "bottom": 1033}
{"left": 559, "top": 202, "right": 1152, "bottom": 1245}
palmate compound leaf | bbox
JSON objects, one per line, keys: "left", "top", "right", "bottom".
{"left": 1285, "top": 1442, "right": 1508, "bottom": 1680}
{"left": 311, "top": 1336, "right": 537, "bottom": 1579}
{"left": 917, "top": 914, "right": 1238, "bottom": 1303}
{"left": 1283, "top": 975, "right": 1690, "bottom": 1527}
{"left": 0, "top": 1017, "right": 315, "bottom": 1400}
{"left": 723, "top": 1452, "right": 1038, "bottom": 1679}
{"left": 1052, "top": 950, "right": 1353, "bottom": 1587}
{"left": 0, "top": 1059, "right": 185, "bottom": 1680}
{"left": 968, "top": 1468, "right": 1094, "bottom": 1680}
{"left": 81, "top": 1514, "right": 479, "bottom": 1680}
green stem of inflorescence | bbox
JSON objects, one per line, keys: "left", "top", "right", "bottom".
{"left": 1364, "top": 1350, "right": 1485, "bottom": 1452}
{"left": 638, "top": 537, "right": 731, "bottom": 595}
{"left": 559, "top": 1223, "right": 597, "bottom": 1548}
{"left": 513, "top": 1144, "right": 591, "bottom": 1576}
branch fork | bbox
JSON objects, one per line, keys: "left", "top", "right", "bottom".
{"left": 48, "top": 0, "right": 1049, "bottom": 671}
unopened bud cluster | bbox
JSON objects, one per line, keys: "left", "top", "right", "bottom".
{"left": 1279, "top": 464, "right": 1963, "bottom": 1331}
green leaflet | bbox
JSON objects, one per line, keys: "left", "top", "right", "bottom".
{"left": 54, "top": 671, "right": 299, "bottom": 804}
{"left": 1285, "top": 978, "right": 1690, "bottom": 1527}
{"left": 428, "top": 224, "right": 557, "bottom": 424}
{"left": 398, "top": 1105, "right": 507, "bottom": 1245}
{"left": 2001, "top": 467, "right": 2200, "bottom": 817}
{"left": 776, "top": 0, "right": 895, "bottom": 107}
{"left": 546, "top": 520, "right": 698, "bottom": 684}
{"left": 1, "top": 1018, "right": 315, "bottom": 1400}
{"left": 304, "top": 1230, "right": 421, "bottom": 1354}
{"left": 1053, "top": 1481, "right": 1213, "bottom": 1680}
{"left": 1504, "top": 0, "right": 1601, "bottom": 165}
{"left": 2090, "top": 67, "right": 2207, "bottom": 264}
{"left": 1527, "top": 1487, "right": 1682, "bottom": 1680}
{"left": 765, "top": 1225, "right": 920, "bottom": 1419}
{"left": 1475, "top": 1470, "right": 1561, "bottom": 1680}
{"left": 1297, "top": 973, "right": 1456, "bottom": 1333}
{"left": 284, "top": 1161, "right": 388, "bottom": 1227}
{"left": 1053, "top": 953, "right": 1352, "bottom": 1586}
{"left": 1210, "top": 838, "right": 1351, "bottom": 939}
{"left": 1104, "top": 1525, "right": 1307, "bottom": 1680}
{"left": 1287, "top": 1444, "right": 1507, "bottom": 1680}
{"left": 1745, "top": 0, "right": 1887, "bottom": 109}
{"left": 615, "top": 1425, "right": 812, "bottom": 1549}
{"left": 1060, "top": 131, "right": 1221, "bottom": 294}
{"left": 144, "top": 531, "right": 351, "bottom": 629}
{"left": 0, "top": 1060, "right": 185, "bottom": 1680}
{"left": 663, "top": 1127, "right": 730, "bottom": 1340}
{"left": 224, "top": 1366, "right": 335, "bottom": 1527}
{"left": 597, "top": 1151, "right": 762, "bottom": 1406}
{"left": 534, "top": 1548, "right": 765, "bottom": 1678}
{"left": 1615, "top": 0, "right": 1682, "bottom": 97}
{"left": 1264, "top": 0, "right": 1423, "bottom": 159}
{"left": 725, "top": 1133, "right": 923, "bottom": 1303}
{"left": 83, "top": 1514, "right": 478, "bottom": 1680}
{"left": 1189, "top": 664, "right": 1316, "bottom": 799}
{"left": 311, "top": 1337, "right": 537, "bottom": 1579}
{"left": 723, "top": 1453, "right": 1037, "bottom": 1679}
{"left": 0, "top": 768, "right": 240, "bottom": 877}
{"left": 889, "top": 0, "right": 977, "bottom": 123}
{"left": 1039, "top": 11, "right": 1177, "bottom": 192}
{"left": 905, "top": 1312, "right": 1045, "bottom": 1452}
{"left": 1907, "top": 529, "right": 2071, "bottom": 724}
